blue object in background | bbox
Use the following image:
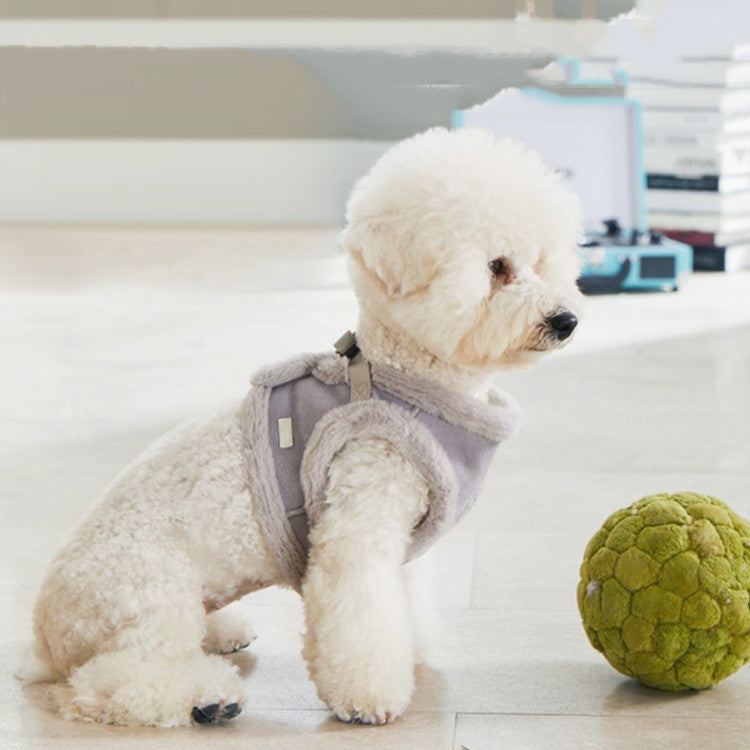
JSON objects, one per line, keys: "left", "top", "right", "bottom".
{"left": 578, "top": 223, "right": 693, "bottom": 293}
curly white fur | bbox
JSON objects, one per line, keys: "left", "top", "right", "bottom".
{"left": 25, "top": 126, "right": 583, "bottom": 727}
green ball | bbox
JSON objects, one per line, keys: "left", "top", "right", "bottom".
{"left": 578, "top": 492, "right": 750, "bottom": 690}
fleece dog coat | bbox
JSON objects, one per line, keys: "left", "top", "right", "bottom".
{"left": 241, "top": 349, "right": 522, "bottom": 591}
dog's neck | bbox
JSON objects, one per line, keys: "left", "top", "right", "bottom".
{"left": 356, "top": 318, "right": 492, "bottom": 398}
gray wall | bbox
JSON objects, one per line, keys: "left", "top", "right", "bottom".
{"left": 0, "top": 1, "right": 637, "bottom": 223}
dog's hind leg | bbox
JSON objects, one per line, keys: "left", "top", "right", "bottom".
{"left": 58, "top": 594, "right": 245, "bottom": 727}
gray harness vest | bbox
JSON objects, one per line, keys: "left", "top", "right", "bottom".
{"left": 241, "top": 346, "right": 522, "bottom": 591}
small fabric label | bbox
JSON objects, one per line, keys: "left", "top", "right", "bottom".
{"left": 278, "top": 417, "right": 294, "bottom": 449}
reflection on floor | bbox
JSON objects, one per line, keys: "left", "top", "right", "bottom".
{"left": 1, "top": 227, "right": 749, "bottom": 749}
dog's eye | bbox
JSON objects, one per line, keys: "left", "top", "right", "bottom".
{"left": 489, "top": 257, "right": 514, "bottom": 285}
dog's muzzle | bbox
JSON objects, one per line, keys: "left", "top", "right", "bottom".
{"left": 547, "top": 311, "right": 578, "bottom": 341}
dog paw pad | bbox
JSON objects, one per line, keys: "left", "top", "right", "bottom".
{"left": 192, "top": 702, "right": 242, "bottom": 725}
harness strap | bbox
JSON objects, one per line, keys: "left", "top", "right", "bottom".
{"left": 333, "top": 331, "right": 372, "bottom": 403}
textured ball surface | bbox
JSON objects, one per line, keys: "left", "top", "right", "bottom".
{"left": 578, "top": 492, "right": 750, "bottom": 690}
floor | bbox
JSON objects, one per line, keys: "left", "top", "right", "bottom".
{"left": 1, "top": 225, "right": 750, "bottom": 750}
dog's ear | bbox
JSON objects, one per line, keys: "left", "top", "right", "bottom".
{"left": 343, "top": 217, "right": 436, "bottom": 298}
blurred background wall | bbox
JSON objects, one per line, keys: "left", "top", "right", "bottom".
{"left": 0, "top": 0, "right": 635, "bottom": 223}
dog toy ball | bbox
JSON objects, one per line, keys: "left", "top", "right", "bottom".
{"left": 578, "top": 492, "right": 750, "bottom": 690}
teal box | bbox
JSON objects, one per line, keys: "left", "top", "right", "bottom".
{"left": 578, "top": 226, "right": 693, "bottom": 293}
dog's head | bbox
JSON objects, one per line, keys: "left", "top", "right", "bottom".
{"left": 343, "top": 127, "right": 584, "bottom": 371}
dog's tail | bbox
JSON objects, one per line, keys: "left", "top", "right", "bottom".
{"left": 15, "top": 635, "right": 63, "bottom": 685}
{"left": 15, "top": 638, "right": 72, "bottom": 718}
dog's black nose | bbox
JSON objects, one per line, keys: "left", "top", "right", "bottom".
{"left": 548, "top": 311, "right": 578, "bottom": 340}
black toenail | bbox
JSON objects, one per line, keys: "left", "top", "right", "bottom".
{"left": 192, "top": 706, "right": 211, "bottom": 724}
{"left": 192, "top": 704, "right": 220, "bottom": 724}
{"left": 221, "top": 702, "right": 242, "bottom": 720}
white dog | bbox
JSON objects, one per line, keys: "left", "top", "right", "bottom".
{"left": 25, "top": 127, "right": 583, "bottom": 728}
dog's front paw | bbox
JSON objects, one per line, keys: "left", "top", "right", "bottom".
{"left": 313, "top": 659, "right": 414, "bottom": 726}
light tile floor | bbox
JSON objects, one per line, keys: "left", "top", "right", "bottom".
{"left": 1, "top": 226, "right": 750, "bottom": 750}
